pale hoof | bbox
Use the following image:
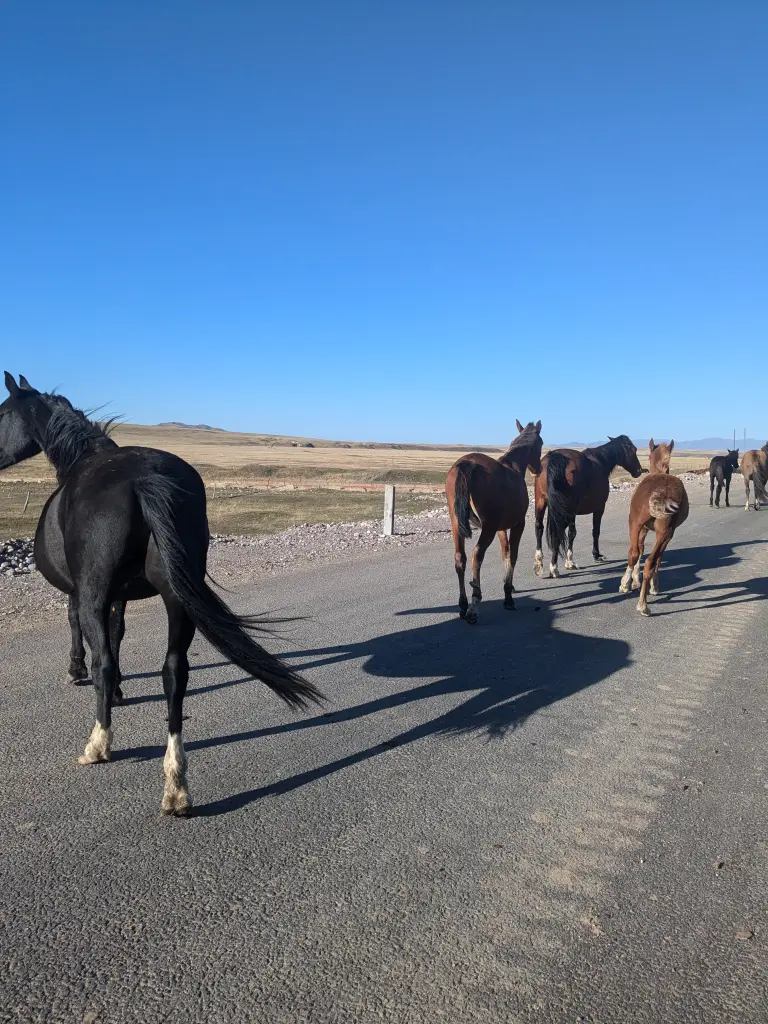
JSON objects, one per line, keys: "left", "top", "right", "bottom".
{"left": 78, "top": 749, "right": 110, "bottom": 765}
{"left": 161, "top": 790, "right": 193, "bottom": 817}
{"left": 565, "top": 562, "right": 580, "bottom": 571}
{"left": 547, "top": 567, "right": 560, "bottom": 579}
{"left": 618, "top": 583, "right": 631, "bottom": 594}
{"left": 594, "top": 555, "right": 606, "bottom": 563}
{"left": 78, "top": 723, "right": 112, "bottom": 764}
{"left": 533, "top": 563, "right": 543, "bottom": 578}
{"left": 637, "top": 603, "right": 650, "bottom": 617}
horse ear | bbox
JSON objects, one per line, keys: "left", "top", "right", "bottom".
{"left": 607, "top": 435, "right": 615, "bottom": 441}
{"left": 649, "top": 438, "right": 655, "bottom": 451}
{"left": 4, "top": 371, "right": 19, "bottom": 397}
{"left": 516, "top": 419, "right": 524, "bottom": 433}
{"left": 668, "top": 439, "right": 674, "bottom": 453}
{"left": 535, "top": 420, "right": 541, "bottom": 433}
{"left": 18, "top": 375, "right": 34, "bottom": 392}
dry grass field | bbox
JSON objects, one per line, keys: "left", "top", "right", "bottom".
{"left": 0, "top": 422, "right": 714, "bottom": 538}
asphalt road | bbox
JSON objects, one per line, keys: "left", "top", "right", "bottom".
{"left": 1, "top": 490, "right": 766, "bottom": 1023}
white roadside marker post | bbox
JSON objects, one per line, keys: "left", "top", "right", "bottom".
{"left": 383, "top": 485, "right": 396, "bottom": 536}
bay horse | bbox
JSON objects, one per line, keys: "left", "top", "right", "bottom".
{"left": 619, "top": 439, "right": 689, "bottom": 615}
{"left": 533, "top": 435, "right": 644, "bottom": 578}
{"left": 0, "top": 373, "right": 322, "bottom": 816}
{"left": 708, "top": 449, "right": 739, "bottom": 507}
{"left": 740, "top": 443, "right": 768, "bottom": 511}
{"left": 446, "top": 419, "right": 542, "bottom": 623}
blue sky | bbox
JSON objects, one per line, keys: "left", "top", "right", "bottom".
{"left": 2, "top": 2, "right": 766, "bottom": 444}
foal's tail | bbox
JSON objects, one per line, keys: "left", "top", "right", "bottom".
{"left": 452, "top": 461, "right": 476, "bottom": 539}
{"left": 545, "top": 452, "right": 571, "bottom": 558}
{"left": 135, "top": 477, "right": 322, "bottom": 710}
{"left": 649, "top": 494, "right": 680, "bottom": 519}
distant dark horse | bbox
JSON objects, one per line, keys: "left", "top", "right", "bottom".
{"left": 533, "top": 435, "right": 644, "bottom": 578}
{"left": 0, "top": 373, "right": 322, "bottom": 815}
{"left": 619, "top": 440, "right": 689, "bottom": 615}
{"left": 740, "top": 443, "right": 768, "bottom": 511}
{"left": 446, "top": 420, "right": 542, "bottom": 623}
{"left": 708, "top": 449, "right": 739, "bottom": 508}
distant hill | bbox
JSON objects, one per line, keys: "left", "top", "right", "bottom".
{"left": 556, "top": 437, "right": 765, "bottom": 451}
{"left": 157, "top": 421, "right": 226, "bottom": 432}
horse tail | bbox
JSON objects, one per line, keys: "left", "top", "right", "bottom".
{"left": 453, "top": 461, "right": 476, "bottom": 539}
{"left": 649, "top": 493, "right": 680, "bottom": 519}
{"left": 754, "top": 456, "right": 768, "bottom": 499}
{"left": 545, "top": 452, "right": 571, "bottom": 558}
{"left": 134, "top": 476, "right": 323, "bottom": 710}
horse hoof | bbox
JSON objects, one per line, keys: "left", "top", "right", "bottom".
{"left": 637, "top": 606, "right": 650, "bottom": 617}
{"left": 465, "top": 612, "right": 478, "bottom": 625}
{"left": 618, "top": 584, "right": 630, "bottom": 594}
{"left": 594, "top": 555, "right": 606, "bottom": 563}
{"left": 459, "top": 608, "right": 467, "bottom": 619}
{"left": 161, "top": 794, "right": 193, "bottom": 817}
{"left": 66, "top": 671, "right": 89, "bottom": 686}
{"left": 112, "top": 690, "right": 125, "bottom": 706}
{"left": 503, "top": 600, "right": 516, "bottom": 610}
{"left": 533, "top": 565, "right": 543, "bottom": 578}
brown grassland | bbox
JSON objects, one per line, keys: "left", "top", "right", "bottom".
{"left": 0, "top": 423, "right": 713, "bottom": 539}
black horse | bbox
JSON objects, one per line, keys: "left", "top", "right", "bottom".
{"left": 709, "top": 449, "right": 739, "bottom": 508}
{"left": 0, "top": 373, "right": 322, "bottom": 815}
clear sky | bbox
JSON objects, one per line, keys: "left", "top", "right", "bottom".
{"left": 2, "top": 2, "right": 766, "bottom": 444}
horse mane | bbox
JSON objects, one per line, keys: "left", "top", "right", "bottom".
{"left": 503, "top": 422, "right": 540, "bottom": 456}
{"left": 587, "top": 435, "right": 634, "bottom": 471}
{"left": 43, "top": 394, "right": 118, "bottom": 477}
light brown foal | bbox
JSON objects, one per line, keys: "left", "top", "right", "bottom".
{"left": 619, "top": 439, "right": 689, "bottom": 616}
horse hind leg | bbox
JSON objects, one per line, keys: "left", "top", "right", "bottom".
{"left": 467, "top": 525, "right": 494, "bottom": 624}
{"left": 108, "top": 600, "right": 126, "bottom": 704}
{"left": 724, "top": 473, "right": 731, "bottom": 507}
{"left": 637, "top": 528, "right": 670, "bottom": 616}
{"left": 564, "top": 520, "right": 579, "bottom": 570}
{"left": 709, "top": 473, "right": 715, "bottom": 506}
{"left": 160, "top": 595, "right": 195, "bottom": 816}
{"left": 533, "top": 499, "right": 545, "bottom": 577}
{"left": 715, "top": 474, "right": 723, "bottom": 508}
{"left": 503, "top": 521, "right": 525, "bottom": 611}
{"left": 620, "top": 523, "right": 644, "bottom": 594}
{"left": 66, "top": 596, "right": 89, "bottom": 684}
{"left": 497, "top": 530, "right": 515, "bottom": 610}
{"left": 451, "top": 521, "right": 469, "bottom": 619}
{"left": 77, "top": 593, "right": 117, "bottom": 764}
{"left": 745, "top": 475, "right": 751, "bottom": 511}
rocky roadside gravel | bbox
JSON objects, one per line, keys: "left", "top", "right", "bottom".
{"left": 0, "top": 476, "right": 707, "bottom": 629}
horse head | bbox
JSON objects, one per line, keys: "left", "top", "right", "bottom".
{"left": 0, "top": 372, "right": 48, "bottom": 470}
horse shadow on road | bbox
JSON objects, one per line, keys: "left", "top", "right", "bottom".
{"left": 175, "top": 597, "right": 630, "bottom": 817}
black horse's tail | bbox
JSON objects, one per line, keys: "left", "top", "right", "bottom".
{"left": 134, "top": 476, "right": 322, "bottom": 710}
{"left": 545, "top": 452, "right": 571, "bottom": 558}
{"left": 453, "top": 461, "right": 476, "bottom": 539}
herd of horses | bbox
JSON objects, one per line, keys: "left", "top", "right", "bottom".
{"left": 447, "top": 424, "right": 767, "bottom": 625}
{"left": 0, "top": 372, "right": 765, "bottom": 816}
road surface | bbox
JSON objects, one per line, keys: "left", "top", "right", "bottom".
{"left": 1, "top": 490, "right": 766, "bottom": 1023}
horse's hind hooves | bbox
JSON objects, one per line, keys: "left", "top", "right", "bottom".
{"left": 503, "top": 600, "right": 516, "bottom": 610}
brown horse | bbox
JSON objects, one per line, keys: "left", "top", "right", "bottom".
{"left": 533, "top": 435, "right": 644, "bottom": 578}
{"left": 740, "top": 443, "right": 768, "bottom": 510}
{"left": 446, "top": 419, "right": 543, "bottom": 623}
{"left": 619, "top": 439, "right": 689, "bottom": 616}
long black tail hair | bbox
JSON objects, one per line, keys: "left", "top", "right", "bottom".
{"left": 135, "top": 476, "right": 322, "bottom": 710}
{"left": 545, "top": 452, "right": 572, "bottom": 559}
{"left": 453, "top": 461, "right": 476, "bottom": 539}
